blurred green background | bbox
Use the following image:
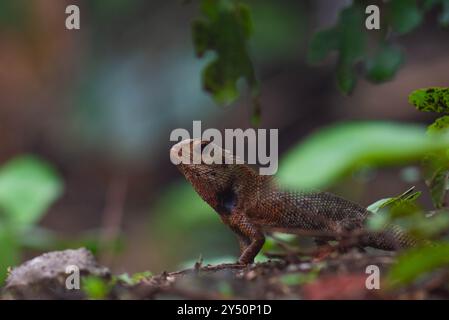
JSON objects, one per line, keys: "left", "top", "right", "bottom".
{"left": 0, "top": 0, "right": 448, "bottom": 285}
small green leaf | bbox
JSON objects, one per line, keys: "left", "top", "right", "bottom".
{"left": 336, "top": 62, "right": 357, "bottom": 95}
{"left": 132, "top": 271, "right": 152, "bottom": 282}
{"left": 366, "top": 187, "right": 421, "bottom": 230}
{"left": 428, "top": 115, "right": 449, "bottom": 135}
{"left": 193, "top": 0, "right": 257, "bottom": 106}
{"left": 427, "top": 167, "right": 449, "bottom": 208}
{"left": 387, "top": 243, "right": 449, "bottom": 287}
{"left": 0, "top": 156, "right": 63, "bottom": 227}
{"left": 82, "top": 276, "right": 111, "bottom": 300}
{"left": 408, "top": 212, "right": 449, "bottom": 237}
{"left": 388, "top": 0, "right": 423, "bottom": 34}
{"left": 307, "top": 4, "right": 366, "bottom": 95}
{"left": 307, "top": 27, "right": 339, "bottom": 64}
{"left": 367, "top": 188, "right": 420, "bottom": 211}
{"left": 367, "top": 198, "right": 394, "bottom": 214}
{"left": 338, "top": 5, "right": 366, "bottom": 65}
{"left": 0, "top": 226, "right": 20, "bottom": 286}
{"left": 365, "top": 44, "right": 404, "bottom": 83}
{"left": 114, "top": 271, "right": 152, "bottom": 285}
{"left": 409, "top": 87, "right": 449, "bottom": 113}
{"left": 114, "top": 273, "right": 134, "bottom": 285}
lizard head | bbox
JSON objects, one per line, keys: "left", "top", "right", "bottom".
{"left": 170, "top": 138, "right": 271, "bottom": 214}
{"left": 170, "top": 138, "right": 250, "bottom": 212}
{"left": 170, "top": 138, "right": 235, "bottom": 187}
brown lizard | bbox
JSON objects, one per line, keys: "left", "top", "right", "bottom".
{"left": 170, "top": 138, "right": 417, "bottom": 264}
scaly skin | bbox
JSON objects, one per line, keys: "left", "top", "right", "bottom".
{"left": 170, "top": 139, "right": 416, "bottom": 264}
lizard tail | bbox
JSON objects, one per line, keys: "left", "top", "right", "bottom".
{"left": 362, "top": 225, "right": 419, "bottom": 251}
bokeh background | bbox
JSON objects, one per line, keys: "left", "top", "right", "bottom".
{"left": 0, "top": 0, "right": 448, "bottom": 283}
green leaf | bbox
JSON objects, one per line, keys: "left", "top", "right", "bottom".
{"left": 387, "top": 243, "right": 449, "bottom": 287}
{"left": 366, "top": 187, "right": 421, "bottom": 231}
{"left": 365, "top": 44, "right": 404, "bottom": 83}
{"left": 250, "top": 2, "right": 306, "bottom": 62}
{"left": 409, "top": 87, "right": 449, "bottom": 113}
{"left": 367, "top": 198, "right": 394, "bottom": 214}
{"left": 308, "top": 4, "right": 366, "bottom": 94}
{"left": 114, "top": 271, "right": 152, "bottom": 285}
{"left": 388, "top": 0, "right": 423, "bottom": 34}
{"left": 131, "top": 271, "right": 152, "bottom": 282}
{"left": 428, "top": 115, "right": 449, "bottom": 135}
{"left": 427, "top": 167, "right": 449, "bottom": 208}
{"left": 336, "top": 62, "right": 357, "bottom": 95}
{"left": 82, "top": 276, "right": 111, "bottom": 300}
{"left": 0, "top": 156, "right": 63, "bottom": 227}
{"left": 307, "top": 28, "right": 339, "bottom": 64}
{"left": 193, "top": 0, "right": 257, "bottom": 106}
{"left": 367, "top": 187, "right": 419, "bottom": 213}
{"left": 278, "top": 122, "right": 449, "bottom": 189}
{"left": 407, "top": 212, "right": 449, "bottom": 237}
{"left": 0, "top": 226, "right": 20, "bottom": 286}
{"left": 337, "top": 5, "right": 366, "bottom": 66}
{"left": 338, "top": 5, "right": 366, "bottom": 94}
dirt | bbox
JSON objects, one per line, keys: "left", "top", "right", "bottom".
{"left": 2, "top": 247, "right": 448, "bottom": 300}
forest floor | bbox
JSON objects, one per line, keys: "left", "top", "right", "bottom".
{"left": 2, "top": 246, "right": 449, "bottom": 299}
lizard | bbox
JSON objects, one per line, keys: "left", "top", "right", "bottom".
{"left": 170, "top": 138, "right": 418, "bottom": 264}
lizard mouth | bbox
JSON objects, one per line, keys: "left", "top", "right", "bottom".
{"left": 170, "top": 143, "right": 182, "bottom": 160}
{"left": 171, "top": 139, "right": 203, "bottom": 165}
{"left": 170, "top": 139, "right": 211, "bottom": 164}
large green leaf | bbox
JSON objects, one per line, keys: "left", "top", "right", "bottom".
{"left": 278, "top": 122, "right": 449, "bottom": 189}
{"left": 387, "top": 243, "right": 449, "bottom": 287}
{"left": 0, "top": 156, "right": 63, "bottom": 227}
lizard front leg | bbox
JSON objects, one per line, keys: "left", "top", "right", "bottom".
{"left": 228, "top": 213, "right": 265, "bottom": 264}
